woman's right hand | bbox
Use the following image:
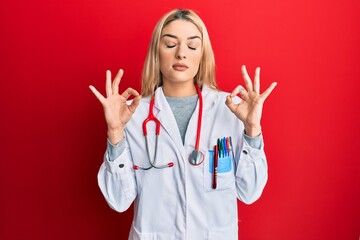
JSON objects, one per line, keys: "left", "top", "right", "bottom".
{"left": 89, "top": 69, "right": 142, "bottom": 144}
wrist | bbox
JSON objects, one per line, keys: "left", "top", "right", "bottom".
{"left": 244, "top": 125, "right": 262, "bottom": 138}
{"left": 107, "top": 127, "right": 125, "bottom": 145}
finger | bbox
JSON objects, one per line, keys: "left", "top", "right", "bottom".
{"left": 128, "top": 95, "right": 142, "bottom": 113}
{"left": 253, "top": 67, "right": 260, "bottom": 93}
{"left": 241, "top": 65, "right": 253, "bottom": 92}
{"left": 225, "top": 95, "right": 237, "bottom": 113}
{"left": 106, "top": 70, "right": 112, "bottom": 98}
{"left": 238, "top": 86, "right": 248, "bottom": 100}
{"left": 121, "top": 87, "right": 140, "bottom": 100}
{"left": 112, "top": 69, "right": 124, "bottom": 95}
{"left": 89, "top": 85, "right": 106, "bottom": 104}
{"left": 230, "top": 85, "right": 246, "bottom": 98}
{"left": 260, "top": 82, "right": 277, "bottom": 100}
{"left": 230, "top": 85, "right": 249, "bottom": 101}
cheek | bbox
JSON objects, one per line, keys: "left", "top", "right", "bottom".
{"left": 192, "top": 53, "right": 203, "bottom": 69}
{"left": 159, "top": 51, "right": 165, "bottom": 64}
{"left": 159, "top": 53, "right": 168, "bottom": 73}
{"left": 159, "top": 51, "right": 172, "bottom": 67}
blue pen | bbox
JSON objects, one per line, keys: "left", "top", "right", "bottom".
{"left": 217, "top": 138, "right": 221, "bottom": 158}
{"left": 220, "top": 138, "right": 224, "bottom": 158}
{"left": 223, "top": 137, "right": 227, "bottom": 157}
{"left": 222, "top": 138, "right": 226, "bottom": 157}
{"left": 220, "top": 138, "right": 223, "bottom": 157}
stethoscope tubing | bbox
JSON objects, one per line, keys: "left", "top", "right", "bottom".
{"left": 194, "top": 85, "right": 203, "bottom": 151}
{"left": 145, "top": 135, "right": 171, "bottom": 169}
{"left": 134, "top": 84, "right": 202, "bottom": 170}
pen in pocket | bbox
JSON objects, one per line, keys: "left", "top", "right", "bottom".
{"left": 223, "top": 137, "right": 227, "bottom": 157}
{"left": 229, "top": 136, "right": 235, "bottom": 160}
{"left": 226, "top": 137, "right": 230, "bottom": 157}
{"left": 212, "top": 144, "right": 218, "bottom": 189}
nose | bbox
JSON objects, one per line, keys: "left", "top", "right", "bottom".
{"left": 176, "top": 45, "right": 186, "bottom": 59}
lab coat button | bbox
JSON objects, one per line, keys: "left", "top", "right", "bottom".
{"left": 119, "top": 164, "right": 124, "bottom": 168}
{"left": 242, "top": 150, "right": 248, "bottom": 155}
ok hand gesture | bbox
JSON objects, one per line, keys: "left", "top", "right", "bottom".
{"left": 89, "top": 69, "right": 142, "bottom": 144}
{"left": 225, "top": 65, "right": 277, "bottom": 137}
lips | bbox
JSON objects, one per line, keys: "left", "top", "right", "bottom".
{"left": 172, "top": 63, "right": 188, "bottom": 71}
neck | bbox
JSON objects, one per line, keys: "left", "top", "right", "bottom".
{"left": 163, "top": 81, "right": 197, "bottom": 97}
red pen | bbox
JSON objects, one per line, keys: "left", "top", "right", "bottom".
{"left": 212, "top": 145, "right": 218, "bottom": 189}
{"left": 226, "top": 137, "right": 230, "bottom": 156}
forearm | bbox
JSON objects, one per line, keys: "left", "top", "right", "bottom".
{"left": 244, "top": 124, "right": 262, "bottom": 138}
{"left": 107, "top": 127, "right": 125, "bottom": 145}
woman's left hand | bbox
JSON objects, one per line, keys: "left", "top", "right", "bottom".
{"left": 225, "top": 65, "right": 277, "bottom": 137}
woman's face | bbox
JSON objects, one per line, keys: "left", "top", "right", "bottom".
{"left": 159, "top": 19, "right": 203, "bottom": 85}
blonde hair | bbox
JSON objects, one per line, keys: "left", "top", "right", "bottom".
{"left": 141, "top": 9, "right": 217, "bottom": 96}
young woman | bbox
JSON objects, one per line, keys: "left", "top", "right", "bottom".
{"left": 89, "top": 9, "right": 277, "bottom": 240}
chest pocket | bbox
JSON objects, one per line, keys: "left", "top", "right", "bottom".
{"left": 203, "top": 149, "right": 235, "bottom": 191}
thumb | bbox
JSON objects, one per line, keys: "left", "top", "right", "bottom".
{"left": 225, "top": 95, "right": 237, "bottom": 113}
{"left": 128, "top": 95, "right": 142, "bottom": 113}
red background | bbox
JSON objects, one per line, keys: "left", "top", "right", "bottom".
{"left": 1, "top": 0, "right": 359, "bottom": 239}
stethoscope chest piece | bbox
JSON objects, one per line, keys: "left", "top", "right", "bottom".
{"left": 189, "top": 150, "right": 204, "bottom": 165}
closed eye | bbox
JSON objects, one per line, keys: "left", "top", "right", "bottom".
{"left": 188, "top": 46, "right": 197, "bottom": 50}
{"left": 166, "top": 45, "right": 176, "bottom": 48}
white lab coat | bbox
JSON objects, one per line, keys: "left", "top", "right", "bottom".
{"left": 98, "top": 85, "right": 268, "bottom": 240}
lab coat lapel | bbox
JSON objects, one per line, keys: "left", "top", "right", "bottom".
{"left": 183, "top": 85, "right": 219, "bottom": 151}
{"left": 201, "top": 85, "right": 219, "bottom": 122}
{"left": 153, "top": 87, "right": 186, "bottom": 161}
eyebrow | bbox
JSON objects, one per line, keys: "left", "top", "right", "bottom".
{"left": 161, "top": 34, "right": 201, "bottom": 40}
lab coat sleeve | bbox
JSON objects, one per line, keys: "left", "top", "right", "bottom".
{"left": 107, "top": 138, "right": 126, "bottom": 161}
{"left": 235, "top": 135, "right": 268, "bottom": 204}
{"left": 243, "top": 133, "right": 263, "bottom": 150}
{"left": 97, "top": 138, "right": 137, "bottom": 212}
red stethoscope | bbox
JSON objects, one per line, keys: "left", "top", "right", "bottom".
{"left": 133, "top": 84, "right": 204, "bottom": 170}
